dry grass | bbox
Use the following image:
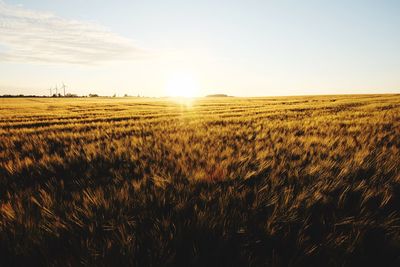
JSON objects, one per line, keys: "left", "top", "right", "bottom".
{"left": 0, "top": 94, "right": 399, "bottom": 266}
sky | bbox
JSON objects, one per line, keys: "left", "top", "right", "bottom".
{"left": 0, "top": 0, "right": 399, "bottom": 97}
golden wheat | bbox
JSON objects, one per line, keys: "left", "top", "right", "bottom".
{"left": 0, "top": 94, "right": 399, "bottom": 266}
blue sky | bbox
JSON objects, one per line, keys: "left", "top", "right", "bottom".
{"left": 0, "top": 0, "right": 399, "bottom": 96}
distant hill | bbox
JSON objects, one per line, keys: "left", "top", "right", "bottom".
{"left": 205, "top": 94, "right": 230, "bottom": 97}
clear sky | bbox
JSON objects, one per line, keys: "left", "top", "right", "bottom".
{"left": 0, "top": 0, "right": 399, "bottom": 97}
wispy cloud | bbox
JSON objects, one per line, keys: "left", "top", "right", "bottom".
{"left": 0, "top": 1, "right": 147, "bottom": 64}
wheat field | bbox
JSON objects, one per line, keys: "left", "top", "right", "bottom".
{"left": 0, "top": 94, "right": 399, "bottom": 266}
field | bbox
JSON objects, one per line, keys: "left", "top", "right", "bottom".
{"left": 0, "top": 94, "right": 399, "bottom": 266}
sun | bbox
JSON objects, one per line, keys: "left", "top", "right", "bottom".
{"left": 164, "top": 70, "right": 200, "bottom": 98}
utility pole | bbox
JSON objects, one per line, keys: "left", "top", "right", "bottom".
{"left": 49, "top": 87, "right": 52, "bottom": 97}
{"left": 55, "top": 85, "right": 58, "bottom": 96}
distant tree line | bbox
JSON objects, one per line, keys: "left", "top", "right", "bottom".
{"left": 0, "top": 94, "right": 49, "bottom": 98}
{"left": 0, "top": 94, "right": 79, "bottom": 98}
{"left": 0, "top": 93, "right": 146, "bottom": 98}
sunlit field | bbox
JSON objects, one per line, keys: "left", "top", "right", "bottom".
{"left": 0, "top": 94, "right": 399, "bottom": 266}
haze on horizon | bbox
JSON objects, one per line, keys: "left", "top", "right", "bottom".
{"left": 0, "top": 0, "right": 399, "bottom": 97}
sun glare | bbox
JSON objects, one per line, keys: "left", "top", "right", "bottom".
{"left": 164, "top": 71, "right": 200, "bottom": 98}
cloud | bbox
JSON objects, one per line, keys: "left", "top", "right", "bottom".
{"left": 0, "top": 1, "right": 148, "bottom": 64}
